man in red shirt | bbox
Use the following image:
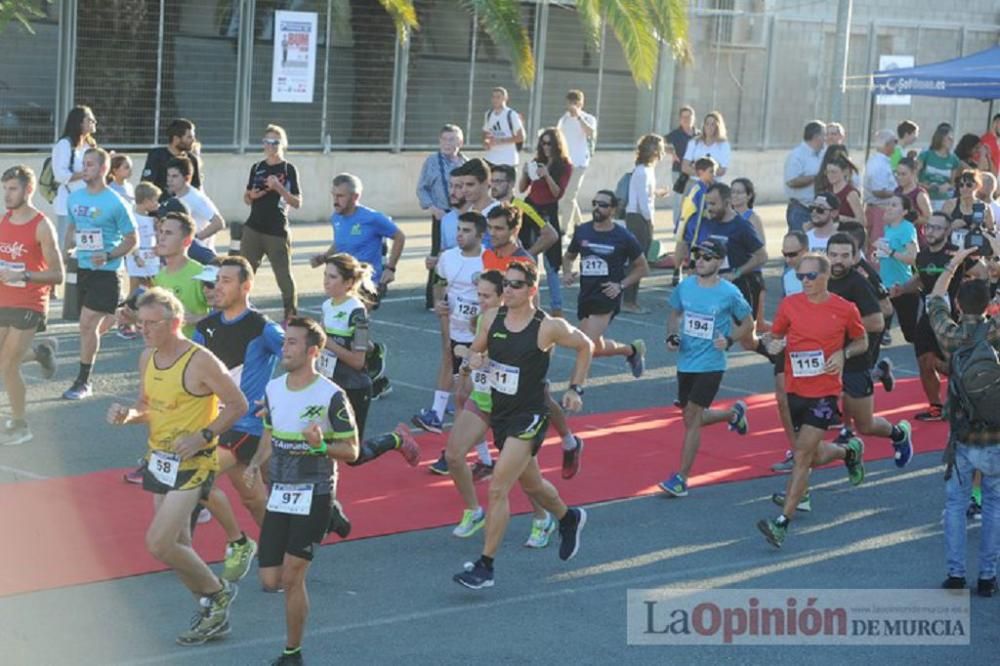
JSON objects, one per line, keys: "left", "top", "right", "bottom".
{"left": 0, "top": 166, "right": 65, "bottom": 445}
{"left": 757, "top": 253, "right": 869, "bottom": 548}
{"left": 981, "top": 113, "right": 1000, "bottom": 177}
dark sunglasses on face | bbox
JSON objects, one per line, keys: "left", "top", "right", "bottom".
{"left": 201, "top": 282, "right": 216, "bottom": 290}
{"left": 796, "top": 271, "right": 820, "bottom": 282}
{"left": 592, "top": 200, "right": 612, "bottom": 208}
{"left": 263, "top": 138, "right": 281, "bottom": 146}
{"left": 503, "top": 279, "right": 532, "bottom": 289}
{"left": 958, "top": 180, "right": 976, "bottom": 188}
{"left": 692, "top": 250, "right": 720, "bottom": 261}
{"left": 809, "top": 205, "right": 832, "bottom": 213}
{"left": 782, "top": 250, "right": 802, "bottom": 258}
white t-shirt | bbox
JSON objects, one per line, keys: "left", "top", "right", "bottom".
{"left": 51, "top": 138, "right": 89, "bottom": 216}
{"left": 805, "top": 227, "right": 835, "bottom": 254}
{"left": 557, "top": 111, "right": 597, "bottom": 168}
{"left": 125, "top": 213, "right": 159, "bottom": 277}
{"left": 626, "top": 164, "right": 655, "bottom": 220}
{"left": 436, "top": 246, "right": 485, "bottom": 343}
{"left": 683, "top": 138, "right": 731, "bottom": 171}
{"left": 179, "top": 186, "right": 222, "bottom": 250}
{"left": 483, "top": 106, "right": 524, "bottom": 166}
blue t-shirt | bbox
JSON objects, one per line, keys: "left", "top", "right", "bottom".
{"left": 669, "top": 276, "right": 751, "bottom": 372}
{"left": 331, "top": 205, "right": 400, "bottom": 281}
{"left": 568, "top": 221, "right": 642, "bottom": 305}
{"left": 683, "top": 215, "right": 764, "bottom": 275}
{"left": 67, "top": 187, "right": 137, "bottom": 271}
{"left": 878, "top": 221, "right": 918, "bottom": 289}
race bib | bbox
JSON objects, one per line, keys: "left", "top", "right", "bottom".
{"left": 789, "top": 350, "right": 825, "bottom": 377}
{"left": 267, "top": 483, "right": 314, "bottom": 515}
{"left": 0, "top": 260, "right": 26, "bottom": 287}
{"left": 149, "top": 451, "right": 180, "bottom": 487}
{"left": 581, "top": 255, "right": 609, "bottom": 277}
{"left": 454, "top": 296, "right": 479, "bottom": 319}
{"left": 683, "top": 312, "right": 715, "bottom": 340}
{"left": 472, "top": 368, "right": 490, "bottom": 393}
{"left": 317, "top": 350, "right": 338, "bottom": 378}
{"left": 488, "top": 360, "right": 520, "bottom": 395}
{"left": 75, "top": 229, "right": 104, "bottom": 251}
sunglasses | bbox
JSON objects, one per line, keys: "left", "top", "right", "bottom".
{"left": 809, "top": 205, "right": 832, "bottom": 213}
{"left": 796, "top": 271, "right": 820, "bottom": 282}
{"left": 503, "top": 279, "right": 532, "bottom": 289}
{"left": 692, "top": 251, "right": 721, "bottom": 261}
{"left": 591, "top": 200, "right": 612, "bottom": 209}
{"left": 263, "top": 138, "right": 281, "bottom": 146}
{"left": 782, "top": 250, "right": 802, "bottom": 258}
{"left": 958, "top": 181, "right": 977, "bottom": 188}
{"left": 201, "top": 281, "right": 216, "bottom": 289}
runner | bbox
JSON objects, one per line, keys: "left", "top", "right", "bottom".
{"left": 453, "top": 261, "right": 592, "bottom": 589}
{"left": 660, "top": 238, "right": 751, "bottom": 497}
{"left": 0, "top": 165, "right": 63, "bottom": 446}
{"left": 191, "top": 256, "right": 285, "bottom": 583}
{"left": 243, "top": 317, "right": 360, "bottom": 666}
{"left": 561, "top": 189, "right": 649, "bottom": 378}
{"left": 757, "top": 254, "right": 869, "bottom": 548}
{"left": 106, "top": 287, "right": 246, "bottom": 644}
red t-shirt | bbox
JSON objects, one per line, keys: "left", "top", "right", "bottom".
{"left": 0, "top": 211, "right": 49, "bottom": 314}
{"left": 483, "top": 244, "right": 534, "bottom": 272}
{"left": 981, "top": 131, "right": 999, "bottom": 176}
{"left": 525, "top": 159, "right": 572, "bottom": 206}
{"left": 771, "top": 292, "right": 865, "bottom": 398}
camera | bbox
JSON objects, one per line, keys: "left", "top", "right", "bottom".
{"left": 964, "top": 224, "right": 994, "bottom": 259}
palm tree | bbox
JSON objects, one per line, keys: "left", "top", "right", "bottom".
{"left": 0, "top": 0, "right": 48, "bottom": 34}
{"left": 380, "top": 0, "right": 691, "bottom": 88}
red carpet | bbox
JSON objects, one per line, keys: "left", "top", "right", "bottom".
{"left": 0, "top": 379, "right": 946, "bottom": 598}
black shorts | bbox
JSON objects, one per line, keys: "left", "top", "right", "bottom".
{"left": 677, "top": 371, "right": 724, "bottom": 409}
{"left": 0, "top": 307, "right": 45, "bottom": 331}
{"left": 912, "top": 314, "right": 943, "bottom": 358}
{"left": 218, "top": 431, "right": 261, "bottom": 466}
{"left": 449, "top": 339, "right": 469, "bottom": 376}
{"left": 733, "top": 272, "right": 764, "bottom": 318}
{"left": 889, "top": 292, "right": 919, "bottom": 343}
{"left": 491, "top": 413, "right": 549, "bottom": 456}
{"left": 142, "top": 466, "right": 214, "bottom": 500}
{"left": 77, "top": 268, "right": 121, "bottom": 314}
{"left": 578, "top": 297, "right": 619, "bottom": 322}
{"left": 787, "top": 394, "right": 841, "bottom": 431}
{"left": 259, "top": 492, "right": 332, "bottom": 566}
{"left": 842, "top": 369, "right": 874, "bottom": 399}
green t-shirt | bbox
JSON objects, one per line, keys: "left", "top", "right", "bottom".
{"left": 153, "top": 258, "right": 210, "bottom": 338}
{"left": 918, "top": 149, "right": 960, "bottom": 202}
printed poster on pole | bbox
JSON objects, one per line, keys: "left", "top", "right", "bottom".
{"left": 271, "top": 11, "right": 318, "bottom": 103}
{"left": 876, "top": 55, "right": 915, "bottom": 106}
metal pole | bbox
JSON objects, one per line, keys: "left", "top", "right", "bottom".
{"left": 829, "top": 0, "right": 852, "bottom": 123}
{"left": 860, "top": 20, "right": 877, "bottom": 152}
{"left": 320, "top": 0, "right": 333, "bottom": 153}
{"left": 594, "top": 19, "right": 607, "bottom": 151}
{"left": 465, "top": 10, "right": 479, "bottom": 140}
{"left": 953, "top": 26, "right": 966, "bottom": 131}
{"left": 153, "top": 0, "right": 165, "bottom": 144}
{"left": 528, "top": 0, "right": 549, "bottom": 141}
{"left": 391, "top": 36, "right": 411, "bottom": 152}
{"left": 761, "top": 15, "right": 777, "bottom": 149}
{"left": 56, "top": 0, "right": 79, "bottom": 138}
{"left": 864, "top": 90, "right": 876, "bottom": 164}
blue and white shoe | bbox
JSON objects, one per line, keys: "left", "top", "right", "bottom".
{"left": 728, "top": 400, "right": 749, "bottom": 435}
{"left": 892, "top": 420, "right": 913, "bottom": 468}
{"left": 626, "top": 339, "right": 646, "bottom": 378}
{"left": 411, "top": 408, "right": 444, "bottom": 434}
{"left": 659, "top": 472, "right": 688, "bottom": 497}
{"left": 62, "top": 381, "right": 92, "bottom": 401}
{"left": 428, "top": 450, "right": 449, "bottom": 475}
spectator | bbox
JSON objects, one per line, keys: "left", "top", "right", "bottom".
{"left": 682, "top": 111, "right": 730, "bottom": 178}
{"left": 814, "top": 144, "right": 861, "bottom": 195}
{"left": 892, "top": 120, "right": 920, "bottom": 168}
{"left": 241, "top": 124, "right": 302, "bottom": 321}
{"left": 826, "top": 122, "right": 846, "bottom": 146}
{"left": 557, "top": 89, "right": 597, "bottom": 233}
{"left": 666, "top": 105, "right": 699, "bottom": 233}
{"left": 955, "top": 133, "right": 993, "bottom": 173}
{"left": 731, "top": 177, "right": 767, "bottom": 330}
{"left": 918, "top": 123, "right": 961, "bottom": 212}
{"left": 864, "top": 129, "right": 899, "bottom": 248}
{"left": 783, "top": 120, "right": 827, "bottom": 231}
{"left": 141, "top": 118, "right": 202, "bottom": 201}
{"left": 165, "top": 156, "right": 226, "bottom": 254}
{"left": 624, "top": 133, "right": 666, "bottom": 313}
{"left": 978, "top": 172, "right": 1000, "bottom": 226}
{"left": 894, "top": 156, "right": 933, "bottom": 240}
{"left": 51, "top": 105, "right": 98, "bottom": 248}
{"left": 825, "top": 157, "right": 865, "bottom": 224}
{"left": 981, "top": 113, "right": 1000, "bottom": 177}
{"left": 417, "top": 124, "right": 466, "bottom": 309}
{"left": 482, "top": 87, "right": 525, "bottom": 166}
{"left": 519, "top": 127, "right": 572, "bottom": 316}
{"left": 942, "top": 170, "right": 996, "bottom": 244}
{"left": 106, "top": 154, "right": 134, "bottom": 205}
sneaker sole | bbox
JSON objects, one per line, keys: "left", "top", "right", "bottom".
{"left": 452, "top": 520, "right": 486, "bottom": 539}
{"left": 525, "top": 523, "right": 557, "bottom": 548}
{"left": 222, "top": 542, "right": 258, "bottom": 582}
{"left": 410, "top": 415, "right": 443, "bottom": 434}
{"left": 756, "top": 520, "right": 783, "bottom": 549}
{"left": 658, "top": 481, "right": 688, "bottom": 497}
{"left": 560, "top": 508, "right": 587, "bottom": 561}
{"left": 770, "top": 464, "right": 794, "bottom": 473}
{"left": 176, "top": 622, "right": 232, "bottom": 646}
{"left": 562, "top": 439, "right": 584, "bottom": 480}
{"left": 428, "top": 464, "right": 449, "bottom": 476}
{"left": 771, "top": 495, "right": 812, "bottom": 513}
{"left": 453, "top": 575, "right": 494, "bottom": 590}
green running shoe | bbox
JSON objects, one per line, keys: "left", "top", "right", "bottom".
{"left": 452, "top": 508, "right": 486, "bottom": 538}
{"left": 757, "top": 518, "right": 787, "bottom": 549}
{"left": 524, "top": 513, "right": 557, "bottom": 548}
{"left": 177, "top": 580, "right": 238, "bottom": 646}
{"left": 221, "top": 536, "right": 258, "bottom": 582}
{"left": 844, "top": 437, "right": 865, "bottom": 486}
{"left": 771, "top": 491, "right": 812, "bottom": 513}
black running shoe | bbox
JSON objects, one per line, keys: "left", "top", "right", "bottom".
{"left": 558, "top": 507, "right": 587, "bottom": 561}
{"left": 271, "top": 651, "right": 304, "bottom": 665}
{"left": 977, "top": 577, "right": 998, "bottom": 597}
{"left": 454, "top": 559, "right": 494, "bottom": 590}
{"left": 367, "top": 342, "right": 387, "bottom": 380}
{"left": 942, "top": 576, "right": 966, "bottom": 590}
{"left": 876, "top": 358, "right": 895, "bottom": 392}
{"left": 371, "top": 376, "right": 392, "bottom": 400}
{"left": 327, "top": 499, "right": 351, "bottom": 539}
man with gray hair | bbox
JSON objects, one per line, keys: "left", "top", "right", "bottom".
{"left": 783, "top": 120, "right": 827, "bottom": 232}
{"left": 864, "top": 129, "right": 900, "bottom": 248}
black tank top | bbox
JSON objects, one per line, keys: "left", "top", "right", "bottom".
{"left": 947, "top": 201, "right": 976, "bottom": 226}
{"left": 487, "top": 307, "right": 550, "bottom": 419}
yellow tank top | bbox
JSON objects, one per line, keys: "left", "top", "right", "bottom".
{"left": 145, "top": 343, "right": 219, "bottom": 471}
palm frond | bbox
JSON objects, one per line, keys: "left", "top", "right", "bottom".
{"left": 572, "top": 0, "right": 603, "bottom": 52}
{"left": 600, "top": 0, "right": 660, "bottom": 87}
{"left": 461, "top": 0, "right": 535, "bottom": 88}
{"left": 643, "top": 0, "right": 692, "bottom": 63}
{"left": 376, "top": 0, "right": 419, "bottom": 43}
{"left": 0, "top": 0, "right": 47, "bottom": 35}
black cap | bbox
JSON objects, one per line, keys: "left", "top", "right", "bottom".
{"left": 155, "top": 197, "right": 190, "bottom": 219}
{"left": 695, "top": 237, "right": 728, "bottom": 257}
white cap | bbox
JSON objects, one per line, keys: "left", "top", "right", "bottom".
{"left": 193, "top": 265, "right": 220, "bottom": 283}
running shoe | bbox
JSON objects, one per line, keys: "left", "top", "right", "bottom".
{"left": 429, "top": 450, "right": 449, "bottom": 475}
{"left": 34, "top": 340, "right": 57, "bottom": 379}
{"left": 876, "top": 358, "right": 895, "bottom": 392}
{"left": 452, "top": 507, "right": 486, "bottom": 538}
{"left": 844, "top": 437, "right": 865, "bottom": 486}
{"left": 271, "top": 651, "right": 304, "bottom": 665}
{"left": 942, "top": 576, "right": 967, "bottom": 590}
{"left": 915, "top": 405, "right": 944, "bottom": 422}
{"left": 371, "top": 376, "right": 392, "bottom": 401}
{"left": 558, "top": 507, "right": 587, "bottom": 561}
{"left": 977, "top": 577, "right": 998, "bottom": 598}
{"left": 471, "top": 461, "right": 494, "bottom": 482}
{"left": 61, "top": 381, "right": 92, "bottom": 401}
{"left": 0, "top": 419, "right": 32, "bottom": 447}
{"left": 123, "top": 460, "right": 145, "bottom": 484}
{"left": 771, "top": 491, "right": 812, "bottom": 513}
{"left": 832, "top": 427, "right": 854, "bottom": 445}
{"left": 770, "top": 450, "right": 794, "bottom": 473}
{"left": 221, "top": 537, "right": 258, "bottom": 582}
{"left": 892, "top": 420, "right": 913, "bottom": 468}
{"left": 176, "top": 580, "right": 237, "bottom": 646}
{"left": 561, "top": 436, "right": 584, "bottom": 479}
{"left": 881, "top": 330, "right": 892, "bottom": 346}
{"left": 394, "top": 424, "right": 420, "bottom": 466}
{"left": 327, "top": 499, "right": 352, "bottom": 538}
{"left": 728, "top": 400, "right": 749, "bottom": 435}
{"left": 525, "top": 513, "right": 557, "bottom": 548}
{"left": 626, "top": 339, "right": 646, "bottom": 378}
{"left": 116, "top": 326, "right": 139, "bottom": 341}
{"left": 658, "top": 472, "right": 688, "bottom": 497}
{"left": 757, "top": 518, "right": 787, "bottom": 549}
{"left": 454, "top": 559, "right": 494, "bottom": 589}
{"left": 411, "top": 408, "right": 444, "bottom": 434}
{"left": 367, "top": 342, "right": 387, "bottom": 380}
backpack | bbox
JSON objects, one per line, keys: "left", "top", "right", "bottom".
{"left": 948, "top": 322, "right": 1000, "bottom": 430}
{"left": 614, "top": 170, "right": 632, "bottom": 220}
{"left": 38, "top": 144, "right": 73, "bottom": 204}
{"left": 486, "top": 108, "right": 524, "bottom": 152}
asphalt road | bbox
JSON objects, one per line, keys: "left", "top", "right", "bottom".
{"left": 1, "top": 205, "right": 996, "bottom": 665}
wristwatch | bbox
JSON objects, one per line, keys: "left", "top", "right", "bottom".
{"left": 569, "top": 384, "right": 585, "bottom": 396}
{"left": 200, "top": 428, "right": 215, "bottom": 443}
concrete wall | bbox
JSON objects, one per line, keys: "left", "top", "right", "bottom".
{"left": 2, "top": 149, "right": 791, "bottom": 223}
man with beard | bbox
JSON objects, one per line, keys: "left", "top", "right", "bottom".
{"left": 488, "top": 163, "right": 558, "bottom": 259}
{"left": 804, "top": 192, "right": 840, "bottom": 253}
{"left": 142, "top": 118, "right": 203, "bottom": 200}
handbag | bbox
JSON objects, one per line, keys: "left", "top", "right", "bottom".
{"left": 672, "top": 172, "right": 690, "bottom": 195}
